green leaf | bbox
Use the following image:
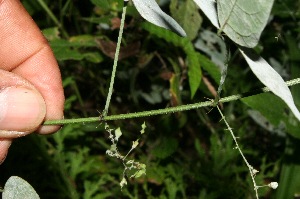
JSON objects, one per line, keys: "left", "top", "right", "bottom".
{"left": 168, "top": 58, "right": 182, "bottom": 106}
{"left": 22, "top": 0, "right": 42, "bottom": 15}
{"left": 42, "top": 27, "right": 60, "bottom": 41}
{"left": 81, "top": 16, "right": 111, "bottom": 24}
{"left": 242, "top": 93, "right": 300, "bottom": 139}
{"left": 197, "top": 53, "right": 221, "bottom": 84}
{"left": 276, "top": 138, "right": 300, "bottom": 199}
{"left": 193, "top": 0, "right": 219, "bottom": 28}
{"left": 132, "top": 168, "right": 146, "bottom": 178}
{"left": 277, "top": 163, "right": 300, "bottom": 199}
{"left": 68, "top": 35, "right": 98, "bottom": 47}
{"left": 83, "top": 52, "right": 103, "bottom": 63}
{"left": 67, "top": 148, "right": 96, "bottom": 179}
{"left": 120, "top": 177, "right": 127, "bottom": 189}
{"left": 3, "top": 176, "right": 40, "bottom": 199}
{"left": 90, "top": 0, "right": 109, "bottom": 9}
{"left": 140, "top": 122, "right": 146, "bottom": 134}
{"left": 285, "top": 34, "right": 300, "bottom": 61}
{"left": 83, "top": 179, "right": 112, "bottom": 199}
{"left": 142, "top": 22, "right": 202, "bottom": 98}
{"left": 132, "top": 139, "right": 139, "bottom": 149}
{"left": 164, "top": 178, "right": 178, "bottom": 199}
{"left": 114, "top": 127, "right": 122, "bottom": 141}
{"left": 53, "top": 47, "right": 85, "bottom": 61}
{"left": 132, "top": 0, "right": 187, "bottom": 37}
{"left": 91, "top": 0, "right": 122, "bottom": 11}
{"left": 240, "top": 48, "right": 300, "bottom": 123}
{"left": 242, "top": 93, "right": 287, "bottom": 126}
{"left": 130, "top": 163, "right": 146, "bottom": 178}
{"left": 217, "top": 0, "right": 274, "bottom": 47}
{"left": 187, "top": 54, "right": 201, "bottom": 98}
{"left": 152, "top": 137, "right": 178, "bottom": 159}
{"left": 48, "top": 37, "right": 101, "bottom": 62}
{"left": 170, "top": 0, "right": 202, "bottom": 40}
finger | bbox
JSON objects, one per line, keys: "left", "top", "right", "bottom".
{"left": 0, "top": 70, "right": 46, "bottom": 138}
{"left": 0, "top": 139, "right": 12, "bottom": 165}
{"left": 0, "top": 0, "right": 65, "bottom": 134}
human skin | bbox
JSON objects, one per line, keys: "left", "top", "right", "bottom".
{"left": 0, "top": 0, "right": 65, "bottom": 164}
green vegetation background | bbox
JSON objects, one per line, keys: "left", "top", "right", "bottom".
{"left": 1, "top": 0, "right": 300, "bottom": 198}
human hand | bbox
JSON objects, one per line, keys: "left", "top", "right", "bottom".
{"left": 0, "top": 1, "right": 64, "bottom": 164}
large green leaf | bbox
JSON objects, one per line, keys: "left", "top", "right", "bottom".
{"left": 43, "top": 28, "right": 102, "bottom": 62}
{"left": 197, "top": 53, "right": 221, "bottom": 84}
{"left": 242, "top": 93, "right": 300, "bottom": 139}
{"left": 217, "top": 0, "right": 274, "bottom": 48}
{"left": 170, "top": 0, "right": 202, "bottom": 40}
{"left": 142, "top": 22, "right": 201, "bottom": 98}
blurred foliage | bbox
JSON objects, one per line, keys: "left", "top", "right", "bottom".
{"left": 1, "top": 0, "right": 300, "bottom": 198}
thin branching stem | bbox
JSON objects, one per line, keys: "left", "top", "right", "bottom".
{"left": 43, "top": 77, "right": 300, "bottom": 125}
{"left": 103, "top": 5, "right": 127, "bottom": 117}
{"left": 216, "top": 105, "right": 259, "bottom": 199}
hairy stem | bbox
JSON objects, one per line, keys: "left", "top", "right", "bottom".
{"left": 43, "top": 77, "right": 300, "bottom": 125}
{"left": 103, "top": 5, "right": 127, "bottom": 117}
{"left": 216, "top": 105, "right": 259, "bottom": 198}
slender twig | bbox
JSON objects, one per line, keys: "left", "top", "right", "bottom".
{"left": 216, "top": 105, "right": 259, "bottom": 198}
{"left": 43, "top": 77, "right": 300, "bottom": 125}
{"left": 103, "top": 5, "right": 127, "bottom": 117}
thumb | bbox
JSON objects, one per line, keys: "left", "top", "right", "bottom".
{"left": 0, "top": 70, "right": 46, "bottom": 138}
{"left": 0, "top": 139, "right": 12, "bottom": 165}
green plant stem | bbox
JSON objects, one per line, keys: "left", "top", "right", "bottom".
{"left": 43, "top": 77, "right": 300, "bottom": 125}
{"left": 103, "top": 5, "right": 127, "bottom": 117}
{"left": 36, "top": 0, "right": 69, "bottom": 38}
{"left": 216, "top": 105, "right": 259, "bottom": 199}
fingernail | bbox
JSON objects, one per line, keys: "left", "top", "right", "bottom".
{"left": 0, "top": 87, "right": 46, "bottom": 135}
{"left": 0, "top": 130, "right": 28, "bottom": 139}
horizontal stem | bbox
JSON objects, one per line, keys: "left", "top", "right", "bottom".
{"left": 43, "top": 77, "right": 300, "bottom": 125}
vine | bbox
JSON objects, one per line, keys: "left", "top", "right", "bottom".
{"left": 43, "top": 77, "right": 300, "bottom": 125}
{"left": 2, "top": 0, "right": 298, "bottom": 198}
{"left": 103, "top": 3, "right": 127, "bottom": 117}
{"left": 41, "top": 0, "right": 297, "bottom": 197}
{"left": 215, "top": 103, "right": 278, "bottom": 198}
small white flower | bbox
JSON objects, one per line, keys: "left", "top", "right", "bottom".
{"left": 252, "top": 169, "right": 259, "bottom": 175}
{"left": 268, "top": 182, "right": 278, "bottom": 189}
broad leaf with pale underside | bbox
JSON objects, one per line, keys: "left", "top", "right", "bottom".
{"left": 240, "top": 48, "right": 300, "bottom": 122}
{"left": 193, "top": 0, "right": 274, "bottom": 48}
{"left": 194, "top": 0, "right": 300, "bottom": 124}
{"left": 132, "top": 0, "right": 187, "bottom": 37}
{"left": 2, "top": 176, "right": 40, "bottom": 199}
{"left": 193, "top": 0, "right": 220, "bottom": 29}
{"left": 217, "top": 0, "right": 274, "bottom": 48}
